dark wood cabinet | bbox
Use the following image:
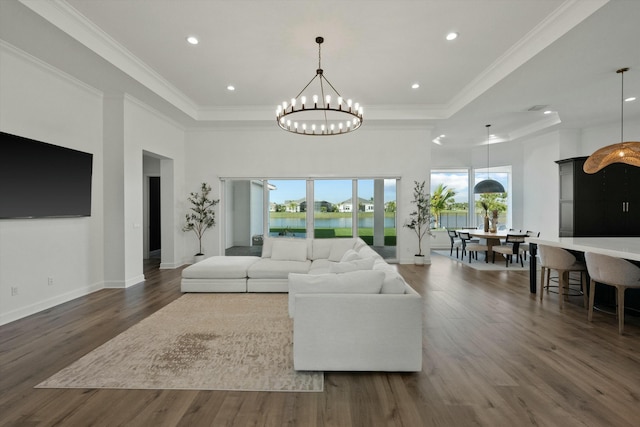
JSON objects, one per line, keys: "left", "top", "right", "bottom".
{"left": 557, "top": 157, "right": 640, "bottom": 237}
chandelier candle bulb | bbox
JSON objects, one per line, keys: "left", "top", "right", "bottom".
{"left": 301, "top": 96, "right": 306, "bottom": 106}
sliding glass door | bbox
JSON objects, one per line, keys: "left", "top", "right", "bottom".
{"left": 223, "top": 177, "right": 398, "bottom": 259}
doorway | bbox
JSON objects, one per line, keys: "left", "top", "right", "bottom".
{"left": 149, "top": 176, "right": 161, "bottom": 258}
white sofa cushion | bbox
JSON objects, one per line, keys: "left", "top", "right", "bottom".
{"left": 380, "top": 271, "right": 407, "bottom": 294}
{"left": 340, "top": 249, "right": 360, "bottom": 262}
{"left": 262, "top": 237, "right": 311, "bottom": 259}
{"left": 288, "top": 270, "right": 385, "bottom": 317}
{"left": 328, "top": 239, "right": 358, "bottom": 261}
{"left": 328, "top": 257, "right": 375, "bottom": 273}
{"left": 271, "top": 239, "right": 308, "bottom": 262}
{"left": 311, "top": 238, "right": 357, "bottom": 260}
{"left": 181, "top": 256, "right": 260, "bottom": 279}
{"left": 357, "top": 245, "right": 382, "bottom": 260}
{"left": 308, "top": 259, "right": 333, "bottom": 275}
{"left": 248, "top": 259, "right": 311, "bottom": 279}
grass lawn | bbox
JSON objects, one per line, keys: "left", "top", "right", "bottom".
{"left": 269, "top": 211, "right": 397, "bottom": 245}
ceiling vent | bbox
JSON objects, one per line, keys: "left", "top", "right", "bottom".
{"left": 526, "top": 105, "right": 549, "bottom": 112}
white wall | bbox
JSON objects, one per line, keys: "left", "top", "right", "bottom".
{"left": 0, "top": 42, "right": 104, "bottom": 325}
{"left": 123, "top": 96, "right": 186, "bottom": 271}
{"left": 522, "top": 131, "right": 562, "bottom": 238}
{"left": 186, "top": 123, "right": 432, "bottom": 263}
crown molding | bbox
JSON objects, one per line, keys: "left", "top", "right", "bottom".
{"left": 444, "top": 0, "right": 609, "bottom": 118}
{"left": 18, "top": 0, "right": 608, "bottom": 126}
{"left": 1, "top": 39, "right": 104, "bottom": 100}
{"left": 19, "top": 0, "right": 199, "bottom": 119}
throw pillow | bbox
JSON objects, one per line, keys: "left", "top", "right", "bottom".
{"left": 340, "top": 249, "right": 360, "bottom": 262}
{"left": 271, "top": 239, "right": 308, "bottom": 262}
{"left": 381, "top": 271, "right": 407, "bottom": 294}
{"left": 329, "top": 257, "right": 375, "bottom": 273}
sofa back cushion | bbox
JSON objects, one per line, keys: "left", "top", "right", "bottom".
{"left": 288, "top": 270, "right": 384, "bottom": 317}
{"left": 311, "top": 238, "right": 357, "bottom": 260}
{"left": 262, "top": 237, "right": 311, "bottom": 259}
{"left": 271, "top": 239, "right": 308, "bottom": 262}
{"left": 327, "top": 239, "right": 358, "bottom": 261}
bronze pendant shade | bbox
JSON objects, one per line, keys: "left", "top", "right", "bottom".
{"left": 584, "top": 68, "right": 640, "bottom": 174}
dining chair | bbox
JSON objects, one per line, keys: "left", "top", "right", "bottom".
{"left": 538, "top": 244, "right": 588, "bottom": 309}
{"left": 447, "top": 230, "right": 462, "bottom": 258}
{"left": 584, "top": 252, "right": 640, "bottom": 334}
{"left": 492, "top": 234, "right": 526, "bottom": 267}
{"left": 521, "top": 230, "right": 540, "bottom": 260}
{"left": 459, "top": 231, "right": 488, "bottom": 263}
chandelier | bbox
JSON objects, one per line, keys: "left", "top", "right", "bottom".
{"left": 473, "top": 124, "right": 506, "bottom": 194}
{"left": 276, "top": 37, "right": 363, "bottom": 136}
{"left": 584, "top": 67, "right": 640, "bottom": 174}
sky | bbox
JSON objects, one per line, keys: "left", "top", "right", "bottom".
{"left": 268, "top": 179, "right": 397, "bottom": 204}
{"left": 431, "top": 170, "right": 510, "bottom": 204}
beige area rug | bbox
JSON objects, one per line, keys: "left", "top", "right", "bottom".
{"left": 36, "top": 294, "right": 323, "bottom": 392}
{"left": 433, "top": 250, "right": 536, "bottom": 271}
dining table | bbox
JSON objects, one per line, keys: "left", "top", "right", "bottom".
{"left": 458, "top": 229, "right": 505, "bottom": 253}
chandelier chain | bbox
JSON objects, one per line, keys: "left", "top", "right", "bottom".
{"left": 620, "top": 68, "right": 625, "bottom": 143}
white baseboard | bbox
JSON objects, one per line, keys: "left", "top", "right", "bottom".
{"left": 0, "top": 281, "right": 103, "bottom": 326}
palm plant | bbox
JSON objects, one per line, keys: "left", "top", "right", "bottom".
{"left": 430, "top": 183, "right": 456, "bottom": 229}
{"left": 183, "top": 182, "right": 219, "bottom": 255}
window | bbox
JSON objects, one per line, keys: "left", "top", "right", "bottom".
{"left": 223, "top": 177, "right": 398, "bottom": 259}
{"left": 473, "top": 166, "right": 511, "bottom": 230}
{"left": 267, "top": 179, "right": 306, "bottom": 238}
{"left": 313, "top": 179, "right": 353, "bottom": 238}
{"left": 430, "top": 170, "right": 470, "bottom": 229}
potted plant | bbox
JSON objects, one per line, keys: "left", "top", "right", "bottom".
{"left": 404, "top": 180, "right": 434, "bottom": 265}
{"left": 183, "top": 182, "right": 219, "bottom": 263}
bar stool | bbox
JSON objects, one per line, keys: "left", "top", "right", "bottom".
{"left": 584, "top": 252, "right": 640, "bottom": 334}
{"left": 538, "top": 244, "right": 588, "bottom": 309}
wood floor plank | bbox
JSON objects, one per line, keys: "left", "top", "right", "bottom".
{"left": 2, "top": 253, "right": 640, "bottom": 426}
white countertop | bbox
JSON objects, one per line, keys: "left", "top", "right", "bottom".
{"left": 528, "top": 237, "right": 640, "bottom": 261}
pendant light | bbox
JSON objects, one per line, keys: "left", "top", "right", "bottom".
{"left": 583, "top": 67, "right": 640, "bottom": 174}
{"left": 474, "top": 124, "right": 505, "bottom": 194}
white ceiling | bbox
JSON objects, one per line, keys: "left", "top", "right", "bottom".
{"left": 15, "top": 0, "right": 640, "bottom": 147}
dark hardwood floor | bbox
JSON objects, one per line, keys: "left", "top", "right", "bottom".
{"left": 2, "top": 253, "right": 640, "bottom": 426}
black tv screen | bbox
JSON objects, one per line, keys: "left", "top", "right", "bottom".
{"left": 0, "top": 131, "right": 93, "bottom": 218}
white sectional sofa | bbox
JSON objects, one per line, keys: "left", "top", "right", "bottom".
{"left": 180, "top": 237, "right": 423, "bottom": 372}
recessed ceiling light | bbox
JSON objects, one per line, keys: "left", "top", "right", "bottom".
{"left": 625, "top": 96, "right": 637, "bottom": 102}
{"left": 227, "top": 85, "right": 235, "bottom": 91}
{"left": 440, "top": 134, "right": 445, "bottom": 138}
{"left": 543, "top": 110, "right": 553, "bottom": 115}
{"left": 446, "top": 32, "right": 458, "bottom": 41}
{"left": 411, "top": 83, "right": 420, "bottom": 89}
{"left": 186, "top": 36, "right": 199, "bottom": 45}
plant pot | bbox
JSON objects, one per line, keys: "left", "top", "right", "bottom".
{"left": 414, "top": 254, "right": 425, "bottom": 266}
{"left": 194, "top": 254, "right": 206, "bottom": 263}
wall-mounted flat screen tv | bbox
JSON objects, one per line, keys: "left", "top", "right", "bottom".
{"left": 0, "top": 131, "right": 93, "bottom": 218}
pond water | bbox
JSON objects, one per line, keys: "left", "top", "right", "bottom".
{"left": 269, "top": 217, "right": 396, "bottom": 228}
